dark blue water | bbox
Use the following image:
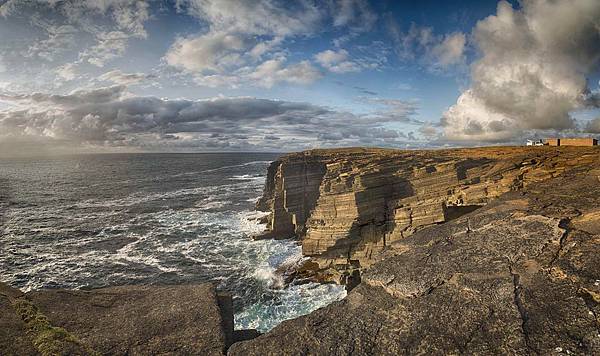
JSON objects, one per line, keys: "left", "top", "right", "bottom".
{"left": 0, "top": 153, "right": 345, "bottom": 331}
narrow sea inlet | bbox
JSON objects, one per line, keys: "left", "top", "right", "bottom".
{"left": 0, "top": 153, "right": 346, "bottom": 332}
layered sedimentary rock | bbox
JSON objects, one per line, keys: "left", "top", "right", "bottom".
{"left": 256, "top": 147, "right": 600, "bottom": 282}
{"left": 0, "top": 282, "right": 255, "bottom": 355}
{"left": 231, "top": 148, "right": 600, "bottom": 355}
{"left": 255, "top": 157, "right": 326, "bottom": 239}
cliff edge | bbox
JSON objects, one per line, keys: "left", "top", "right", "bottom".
{"left": 232, "top": 146, "right": 600, "bottom": 355}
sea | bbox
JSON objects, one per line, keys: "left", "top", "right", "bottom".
{"left": 0, "top": 153, "right": 346, "bottom": 332}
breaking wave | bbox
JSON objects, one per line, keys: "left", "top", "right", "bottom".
{"left": 0, "top": 153, "right": 345, "bottom": 332}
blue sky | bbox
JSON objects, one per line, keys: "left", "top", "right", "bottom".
{"left": 0, "top": 0, "right": 599, "bottom": 155}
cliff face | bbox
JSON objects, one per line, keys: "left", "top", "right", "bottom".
{"left": 256, "top": 147, "right": 598, "bottom": 282}
{"left": 232, "top": 146, "right": 600, "bottom": 355}
{"left": 256, "top": 157, "right": 327, "bottom": 238}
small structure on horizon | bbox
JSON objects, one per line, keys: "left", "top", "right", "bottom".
{"left": 544, "top": 138, "right": 598, "bottom": 146}
{"left": 526, "top": 139, "right": 544, "bottom": 146}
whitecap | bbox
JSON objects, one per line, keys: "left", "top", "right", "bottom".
{"left": 234, "top": 282, "right": 347, "bottom": 332}
{"left": 229, "top": 174, "right": 264, "bottom": 181}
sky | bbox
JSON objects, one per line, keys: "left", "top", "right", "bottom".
{"left": 0, "top": 0, "right": 599, "bottom": 155}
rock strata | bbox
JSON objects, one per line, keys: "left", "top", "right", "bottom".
{"left": 231, "top": 148, "right": 600, "bottom": 355}
{"left": 255, "top": 147, "right": 600, "bottom": 284}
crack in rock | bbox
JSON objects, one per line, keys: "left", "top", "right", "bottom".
{"left": 509, "top": 265, "right": 538, "bottom": 355}
{"left": 548, "top": 218, "right": 571, "bottom": 267}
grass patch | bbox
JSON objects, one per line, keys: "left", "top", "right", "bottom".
{"left": 12, "top": 298, "right": 99, "bottom": 356}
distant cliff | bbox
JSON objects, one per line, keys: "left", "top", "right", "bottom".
{"left": 255, "top": 146, "right": 599, "bottom": 284}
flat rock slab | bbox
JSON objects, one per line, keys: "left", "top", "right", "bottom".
{"left": 29, "top": 284, "right": 232, "bottom": 355}
{"left": 1, "top": 283, "right": 233, "bottom": 355}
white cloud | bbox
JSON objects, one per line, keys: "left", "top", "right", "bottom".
{"left": 442, "top": 90, "right": 513, "bottom": 141}
{"left": 250, "top": 58, "right": 321, "bottom": 88}
{"left": 78, "top": 31, "right": 129, "bottom": 67}
{"left": 314, "top": 49, "right": 360, "bottom": 73}
{"left": 97, "top": 70, "right": 155, "bottom": 85}
{"left": 177, "top": 0, "right": 322, "bottom": 37}
{"left": 25, "top": 24, "right": 78, "bottom": 62}
{"left": 331, "top": 0, "right": 377, "bottom": 31}
{"left": 249, "top": 37, "right": 283, "bottom": 59}
{"left": 443, "top": 0, "right": 600, "bottom": 141}
{"left": 387, "top": 20, "right": 466, "bottom": 72}
{"left": 430, "top": 32, "right": 466, "bottom": 68}
{"left": 107, "top": 0, "right": 150, "bottom": 39}
{"left": 389, "top": 22, "right": 434, "bottom": 61}
{"left": 55, "top": 63, "right": 78, "bottom": 81}
{"left": 1, "top": 0, "right": 151, "bottom": 69}
{"left": 165, "top": 32, "right": 246, "bottom": 72}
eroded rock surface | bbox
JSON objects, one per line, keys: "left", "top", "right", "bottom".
{"left": 0, "top": 283, "right": 241, "bottom": 355}
{"left": 230, "top": 154, "right": 600, "bottom": 355}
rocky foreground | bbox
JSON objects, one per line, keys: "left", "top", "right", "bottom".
{"left": 2, "top": 146, "right": 600, "bottom": 355}
{"left": 0, "top": 282, "right": 262, "bottom": 355}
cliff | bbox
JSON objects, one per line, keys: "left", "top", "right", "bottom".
{"left": 255, "top": 146, "right": 598, "bottom": 284}
{"left": 232, "top": 146, "right": 600, "bottom": 355}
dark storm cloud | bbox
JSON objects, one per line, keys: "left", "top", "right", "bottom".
{"left": 0, "top": 86, "right": 424, "bottom": 152}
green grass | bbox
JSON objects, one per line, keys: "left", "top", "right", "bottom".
{"left": 12, "top": 298, "right": 100, "bottom": 356}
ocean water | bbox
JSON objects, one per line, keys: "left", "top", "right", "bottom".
{"left": 0, "top": 153, "right": 346, "bottom": 332}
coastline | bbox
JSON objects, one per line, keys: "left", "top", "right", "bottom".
{"left": 3, "top": 146, "right": 600, "bottom": 355}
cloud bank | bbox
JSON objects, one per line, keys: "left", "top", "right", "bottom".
{"left": 443, "top": 0, "right": 600, "bottom": 141}
{"left": 0, "top": 86, "right": 423, "bottom": 154}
